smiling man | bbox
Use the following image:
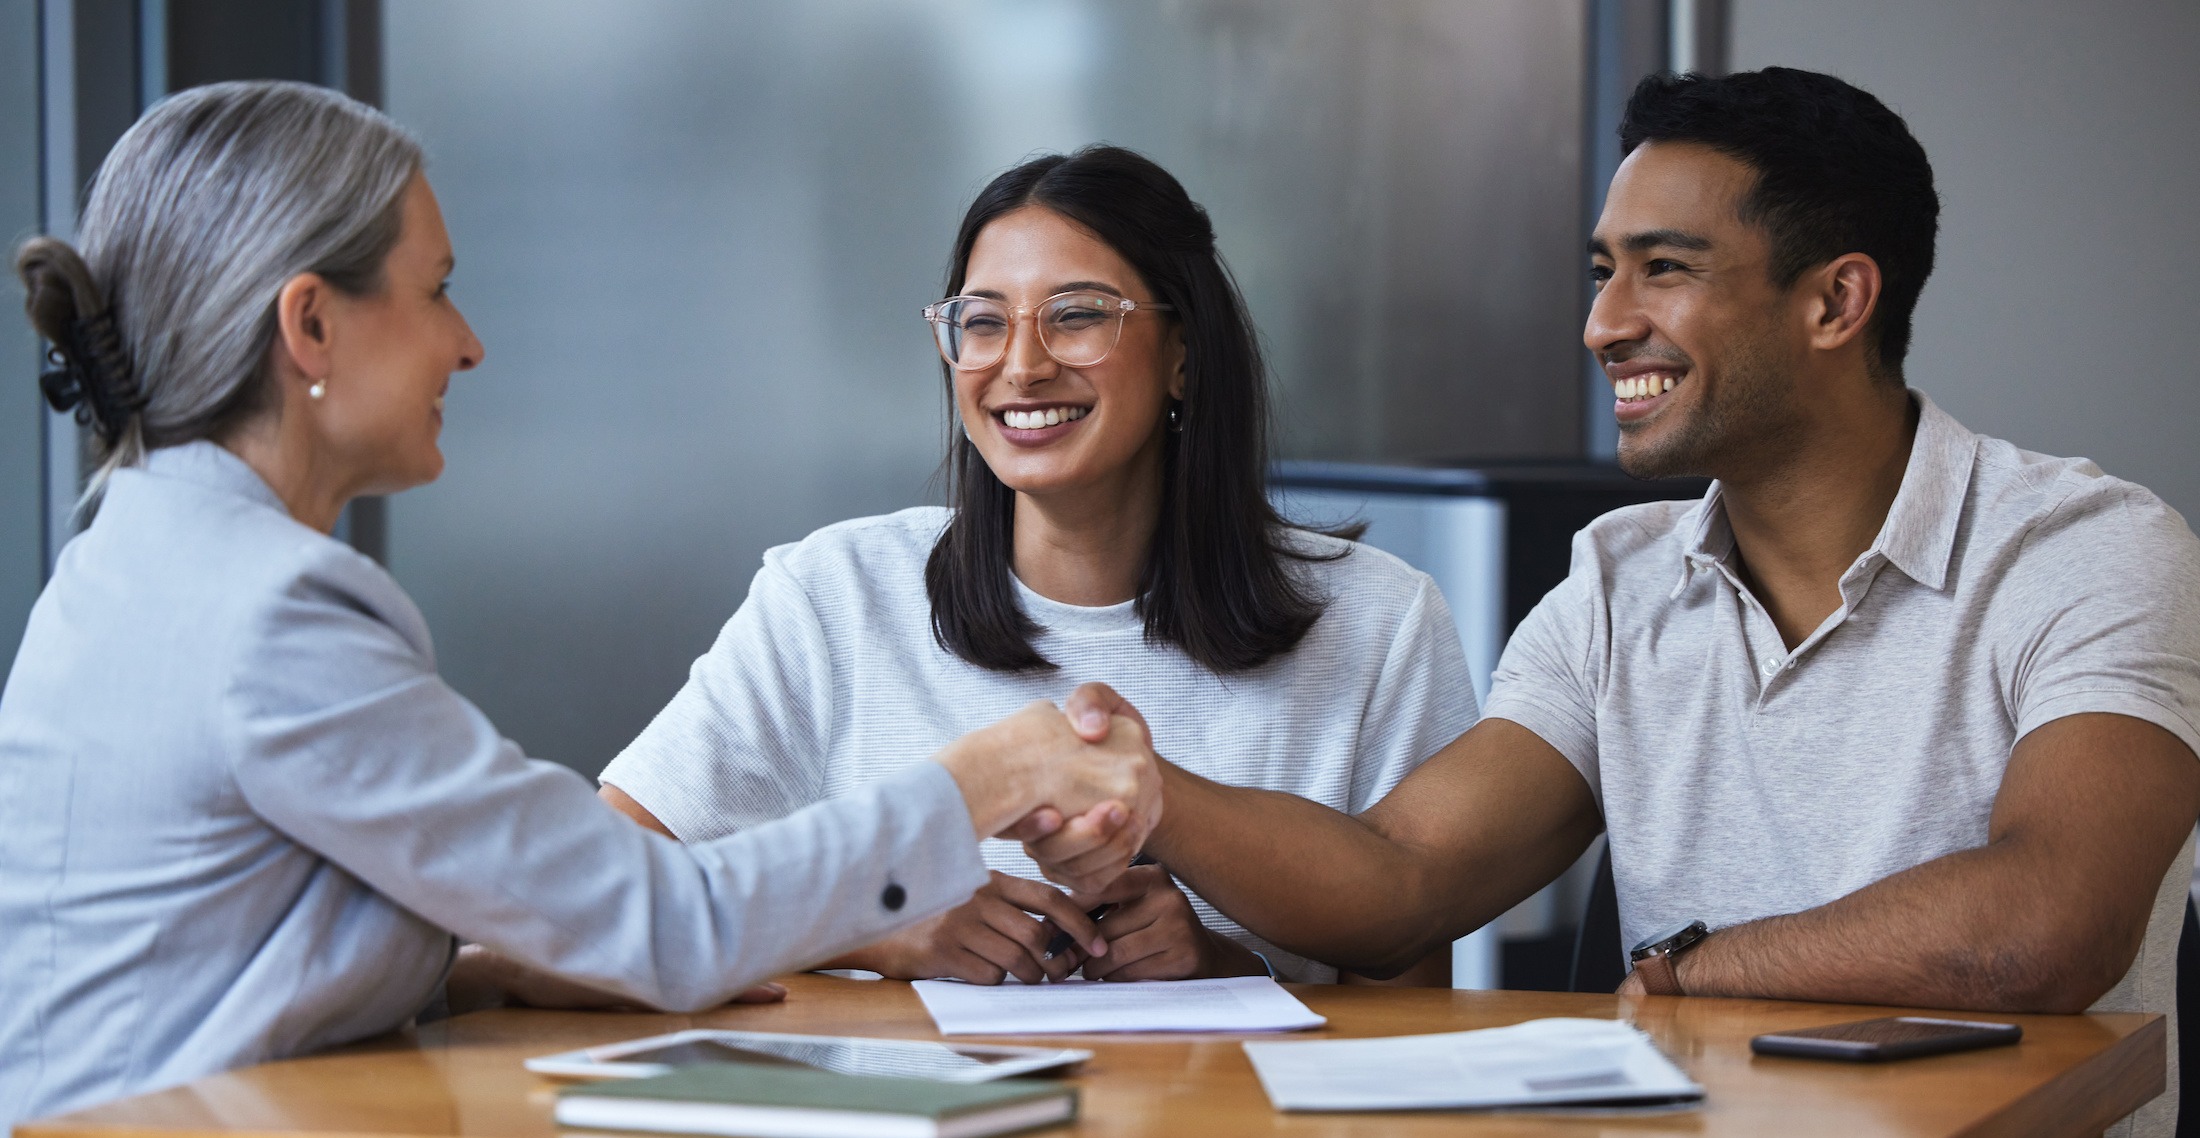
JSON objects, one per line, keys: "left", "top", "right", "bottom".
{"left": 1031, "top": 68, "right": 2200, "bottom": 1136}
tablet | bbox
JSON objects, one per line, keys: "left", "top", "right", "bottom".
{"left": 524, "top": 1028, "right": 1093, "bottom": 1083}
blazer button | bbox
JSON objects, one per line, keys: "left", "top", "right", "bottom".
{"left": 881, "top": 883, "right": 907, "bottom": 911}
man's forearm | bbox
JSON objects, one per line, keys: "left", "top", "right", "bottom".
{"left": 1148, "top": 763, "right": 1491, "bottom": 977}
{"left": 1672, "top": 839, "right": 2149, "bottom": 1013}
{"left": 1198, "top": 928, "right": 1272, "bottom": 978}
{"left": 1145, "top": 720, "right": 1602, "bottom": 979}
{"left": 1667, "top": 715, "right": 2200, "bottom": 1014}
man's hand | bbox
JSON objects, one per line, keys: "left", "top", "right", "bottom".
{"left": 939, "top": 694, "right": 1163, "bottom": 894}
{"left": 1062, "top": 681, "right": 1153, "bottom": 744}
{"left": 1071, "top": 864, "right": 1267, "bottom": 982}
{"left": 1021, "top": 684, "right": 1163, "bottom": 890}
{"left": 830, "top": 872, "right": 1108, "bottom": 984}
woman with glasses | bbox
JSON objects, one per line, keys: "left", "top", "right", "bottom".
{"left": 0, "top": 84, "right": 1160, "bottom": 1128}
{"left": 599, "top": 146, "right": 1476, "bottom": 985}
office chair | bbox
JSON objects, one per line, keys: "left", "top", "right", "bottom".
{"left": 2180, "top": 895, "right": 2198, "bottom": 1137}
{"left": 1567, "top": 838, "right": 1627, "bottom": 995}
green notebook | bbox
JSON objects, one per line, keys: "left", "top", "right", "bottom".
{"left": 555, "top": 1064, "right": 1079, "bottom": 1138}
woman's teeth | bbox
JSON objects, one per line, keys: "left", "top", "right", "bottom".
{"left": 1615, "top": 375, "right": 1679, "bottom": 403}
{"left": 1000, "top": 406, "right": 1089, "bottom": 429}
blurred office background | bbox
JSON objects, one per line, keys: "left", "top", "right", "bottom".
{"left": 2, "top": 0, "right": 2195, "bottom": 986}
{"left": 377, "top": 0, "right": 1596, "bottom": 773}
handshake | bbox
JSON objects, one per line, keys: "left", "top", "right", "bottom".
{"left": 935, "top": 682, "right": 1163, "bottom": 895}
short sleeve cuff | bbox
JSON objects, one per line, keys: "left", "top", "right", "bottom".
{"left": 1481, "top": 691, "right": 1602, "bottom": 801}
{"left": 2016, "top": 691, "right": 2200, "bottom": 768}
{"left": 598, "top": 755, "right": 726, "bottom": 845}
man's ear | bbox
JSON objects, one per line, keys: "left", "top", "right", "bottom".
{"left": 1805, "top": 253, "right": 1882, "bottom": 355}
{"left": 272, "top": 272, "right": 335, "bottom": 388}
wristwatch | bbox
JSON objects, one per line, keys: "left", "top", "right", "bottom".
{"left": 1629, "top": 920, "right": 1709, "bottom": 996}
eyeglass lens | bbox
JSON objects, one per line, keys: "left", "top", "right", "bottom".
{"left": 931, "top": 293, "right": 1126, "bottom": 370}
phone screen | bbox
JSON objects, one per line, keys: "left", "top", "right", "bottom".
{"left": 1786, "top": 1017, "right": 2018, "bottom": 1046}
{"left": 615, "top": 1037, "right": 1022, "bottom": 1080}
{"left": 1752, "top": 1016, "right": 2022, "bottom": 1061}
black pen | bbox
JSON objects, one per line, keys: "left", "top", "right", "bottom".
{"left": 1042, "top": 853, "right": 1156, "bottom": 960}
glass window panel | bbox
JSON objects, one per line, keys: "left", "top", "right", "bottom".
{"left": 383, "top": 0, "right": 1584, "bottom": 771}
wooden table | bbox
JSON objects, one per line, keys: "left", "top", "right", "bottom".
{"left": 21, "top": 973, "right": 2163, "bottom": 1137}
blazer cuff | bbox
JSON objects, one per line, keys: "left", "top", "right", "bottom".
{"left": 863, "top": 762, "right": 992, "bottom": 924}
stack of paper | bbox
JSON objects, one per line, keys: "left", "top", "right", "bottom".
{"left": 1243, "top": 1018, "right": 1703, "bottom": 1111}
{"left": 911, "top": 976, "right": 1327, "bottom": 1035}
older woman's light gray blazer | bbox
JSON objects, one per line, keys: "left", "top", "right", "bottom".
{"left": 0, "top": 442, "right": 988, "bottom": 1128}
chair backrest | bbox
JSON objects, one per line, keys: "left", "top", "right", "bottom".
{"left": 1568, "top": 837, "right": 1627, "bottom": 994}
{"left": 2178, "top": 894, "right": 2198, "bottom": 1137}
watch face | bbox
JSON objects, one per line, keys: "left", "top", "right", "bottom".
{"left": 1631, "top": 919, "right": 1709, "bottom": 960}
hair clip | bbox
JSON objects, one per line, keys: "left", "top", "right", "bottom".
{"left": 40, "top": 309, "right": 147, "bottom": 440}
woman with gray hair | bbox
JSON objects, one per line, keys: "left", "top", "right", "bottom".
{"left": 0, "top": 80, "right": 1157, "bottom": 1128}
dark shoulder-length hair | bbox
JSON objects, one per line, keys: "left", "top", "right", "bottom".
{"left": 925, "top": 144, "right": 1342, "bottom": 674}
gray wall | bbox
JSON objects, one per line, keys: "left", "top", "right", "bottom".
{"left": 1731, "top": 0, "right": 2200, "bottom": 521}
{"left": 381, "top": 0, "right": 1588, "bottom": 773}
{"left": 0, "top": 4, "right": 43, "bottom": 665}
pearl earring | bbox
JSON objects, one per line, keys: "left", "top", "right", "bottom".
{"left": 308, "top": 380, "right": 327, "bottom": 400}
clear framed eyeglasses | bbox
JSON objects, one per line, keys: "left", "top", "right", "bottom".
{"left": 921, "top": 291, "right": 1173, "bottom": 371}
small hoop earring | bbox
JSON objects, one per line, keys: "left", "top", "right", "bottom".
{"left": 308, "top": 380, "right": 327, "bottom": 401}
{"left": 1166, "top": 403, "right": 1184, "bottom": 433}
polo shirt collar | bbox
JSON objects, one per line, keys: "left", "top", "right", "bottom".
{"left": 1669, "top": 390, "right": 1977, "bottom": 597}
{"left": 1871, "top": 392, "right": 1977, "bottom": 591}
{"left": 1671, "top": 485, "right": 1734, "bottom": 598}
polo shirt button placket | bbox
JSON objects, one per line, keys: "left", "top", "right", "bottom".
{"left": 1758, "top": 655, "right": 1785, "bottom": 705}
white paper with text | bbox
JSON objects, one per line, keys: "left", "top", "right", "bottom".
{"left": 1243, "top": 1017, "right": 1702, "bottom": 1111}
{"left": 911, "top": 976, "right": 1326, "bottom": 1035}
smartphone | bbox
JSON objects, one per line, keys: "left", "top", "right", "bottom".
{"left": 1751, "top": 1016, "right": 2022, "bottom": 1062}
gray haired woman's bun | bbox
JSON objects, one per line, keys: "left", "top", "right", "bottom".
{"left": 15, "top": 80, "right": 422, "bottom": 508}
{"left": 18, "top": 235, "right": 146, "bottom": 443}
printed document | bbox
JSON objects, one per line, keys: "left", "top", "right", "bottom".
{"left": 1243, "top": 1018, "right": 1703, "bottom": 1111}
{"left": 911, "top": 976, "right": 1326, "bottom": 1035}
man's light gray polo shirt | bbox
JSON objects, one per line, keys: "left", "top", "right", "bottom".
{"left": 1485, "top": 392, "right": 2200, "bottom": 1137}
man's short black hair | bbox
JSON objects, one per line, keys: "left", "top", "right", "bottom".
{"left": 1620, "top": 67, "right": 1940, "bottom": 377}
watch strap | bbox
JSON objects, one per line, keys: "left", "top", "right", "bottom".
{"left": 1634, "top": 949, "right": 1685, "bottom": 996}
